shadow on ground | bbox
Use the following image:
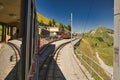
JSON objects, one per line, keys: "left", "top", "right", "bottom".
{"left": 38, "top": 44, "right": 66, "bottom": 80}
{"left": 5, "top": 61, "right": 20, "bottom": 80}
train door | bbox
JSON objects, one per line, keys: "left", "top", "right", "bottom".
{"left": 21, "top": 0, "right": 39, "bottom": 80}
{"left": 6, "top": 26, "right": 11, "bottom": 41}
{"left": 0, "top": 24, "right": 2, "bottom": 42}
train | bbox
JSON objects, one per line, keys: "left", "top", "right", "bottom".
{"left": 0, "top": 0, "right": 71, "bottom": 80}
{"left": 0, "top": 0, "right": 40, "bottom": 80}
{"left": 61, "top": 33, "right": 71, "bottom": 39}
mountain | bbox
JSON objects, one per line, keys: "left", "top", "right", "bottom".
{"left": 89, "top": 26, "right": 113, "bottom": 47}
{"left": 77, "top": 26, "right": 113, "bottom": 79}
{"left": 89, "top": 26, "right": 113, "bottom": 36}
{"left": 79, "top": 26, "right": 113, "bottom": 66}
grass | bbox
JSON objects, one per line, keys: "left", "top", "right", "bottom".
{"left": 75, "top": 26, "right": 113, "bottom": 79}
{"left": 75, "top": 51, "right": 111, "bottom": 80}
{"left": 76, "top": 39, "right": 111, "bottom": 80}
{"left": 37, "top": 12, "right": 71, "bottom": 33}
{"left": 37, "top": 13, "right": 50, "bottom": 24}
{"left": 87, "top": 36, "right": 113, "bottom": 66}
{"left": 82, "top": 35, "right": 113, "bottom": 66}
{"left": 78, "top": 38, "right": 98, "bottom": 62}
{"left": 96, "top": 47, "right": 113, "bottom": 66}
{"left": 37, "top": 13, "right": 60, "bottom": 27}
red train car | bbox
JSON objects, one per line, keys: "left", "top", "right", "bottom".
{"left": 61, "top": 33, "right": 70, "bottom": 39}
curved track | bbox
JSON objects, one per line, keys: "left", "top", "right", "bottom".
{"left": 37, "top": 38, "right": 90, "bottom": 80}
{"left": 46, "top": 41, "right": 70, "bottom": 80}
{"left": 37, "top": 39, "right": 72, "bottom": 80}
{"left": 46, "top": 39, "right": 90, "bottom": 80}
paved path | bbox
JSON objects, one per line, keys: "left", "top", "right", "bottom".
{"left": 56, "top": 41, "right": 90, "bottom": 80}
{"left": 0, "top": 43, "right": 15, "bottom": 80}
{"left": 0, "top": 43, "right": 3, "bottom": 50}
{"left": 0, "top": 40, "right": 21, "bottom": 80}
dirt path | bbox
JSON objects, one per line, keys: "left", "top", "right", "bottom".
{"left": 96, "top": 52, "right": 113, "bottom": 77}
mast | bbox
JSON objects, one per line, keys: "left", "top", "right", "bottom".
{"left": 114, "top": 0, "right": 120, "bottom": 80}
{"left": 71, "top": 13, "right": 72, "bottom": 39}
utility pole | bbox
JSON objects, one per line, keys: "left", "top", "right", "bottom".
{"left": 114, "top": 0, "right": 120, "bottom": 80}
{"left": 71, "top": 13, "right": 72, "bottom": 39}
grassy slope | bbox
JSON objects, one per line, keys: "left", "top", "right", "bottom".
{"left": 37, "top": 12, "right": 70, "bottom": 31}
{"left": 37, "top": 13, "right": 60, "bottom": 27}
{"left": 76, "top": 27, "right": 113, "bottom": 79}
{"left": 80, "top": 26, "right": 113, "bottom": 66}
{"left": 37, "top": 13, "right": 50, "bottom": 24}
{"left": 78, "top": 38, "right": 98, "bottom": 62}
{"left": 77, "top": 38, "right": 111, "bottom": 80}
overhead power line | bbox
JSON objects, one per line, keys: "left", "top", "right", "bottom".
{"left": 83, "top": 0, "right": 94, "bottom": 33}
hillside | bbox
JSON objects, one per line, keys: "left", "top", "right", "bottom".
{"left": 79, "top": 26, "right": 113, "bottom": 66}
{"left": 37, "top": 12, "right": 71, "bottom": 32}
{"left": 37, "top": 13, "right": 60, "bottom": 26}
{"left": 37, "top": 13, "right": 50, "bottom": 25}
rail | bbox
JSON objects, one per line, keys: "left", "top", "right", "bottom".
{"left": 44, "top": 38, "right": 82, "bottom": 80}
{"left": 36, "top": 38, "right": 78, "bottom": 80}
{"left": 45, "top": 41, "right": 72, "bottom": 80}
{"left": 29, "top": 39, "right": 62, "bottom": 80}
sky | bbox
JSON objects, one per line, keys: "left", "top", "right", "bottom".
{"left": 36, "top": 0, "right": 114, "bottom": 33}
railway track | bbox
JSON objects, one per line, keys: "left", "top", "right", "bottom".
{"left": 37, "top": 40, "right": 72, "bottom": 80}
{"left": 46, "top": 41, "right": 70, "bottom": 80}
{"left": 46, "top": 39, "right": 90, "bottom": 80}
{"left": 37, "top": 38, "right": 89, "bottom": 80}
{"left": 37, "top": 43, "right": 55, "bottom": 80}
{"left": 72, "top": 39, "right": 90, "bottom": 80}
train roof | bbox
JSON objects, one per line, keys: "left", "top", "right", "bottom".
{"left": 0, "top": 0, "right": 21, "bottom": 24}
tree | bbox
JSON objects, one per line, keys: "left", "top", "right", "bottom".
{"left": 59, "top": 23, "right": 64, "bottom": 33}
{"left": 40, "top": 20, "right": 44, "bottom": 26}
{"left": 59, "top": 23, "right": 63, "bottom": 28}
{"left": 52, "top": 19, "right": 56, "bottom": 26}
{"left": 49, "top": 20, "right": 52, "bottom": 26}
{"left": 67, "top": 25, "right": 71, "bottom": 31}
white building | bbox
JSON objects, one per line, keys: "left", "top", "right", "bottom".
{"left": 47, "top": 27, "right": 59, "bottom": 37}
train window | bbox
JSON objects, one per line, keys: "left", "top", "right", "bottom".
{"left": 0, "top": 0, "right": 21, "bottom": 41}
{"left": 0, "top": 25, "right": 2, "bottom": 41}
{"left": 7, "top": 26, "right": 10, "bottom": 36}
{"left": 12, "top": 27, "right": 17, "bottom": 36}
